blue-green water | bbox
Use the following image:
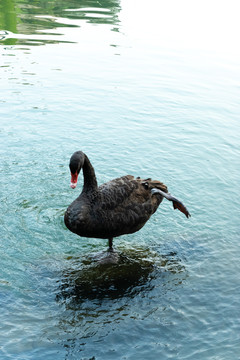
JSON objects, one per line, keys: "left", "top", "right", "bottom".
{"left": 1, "top": 0, "right": 240, "bottom": 359}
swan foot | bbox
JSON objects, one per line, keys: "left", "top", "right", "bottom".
{"left": 151, "top": 188, "right": 191, "bottom": 218}
{"left": 91, "top": 249, "right": 120, "bottom": 264}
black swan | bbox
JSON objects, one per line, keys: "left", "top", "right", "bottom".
{"left": 64, "top": 151, "right": 190, "bottom": 249}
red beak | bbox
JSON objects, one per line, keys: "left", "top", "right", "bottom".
{"left": 70, "top": 172, "right": 78, "bottom": 189}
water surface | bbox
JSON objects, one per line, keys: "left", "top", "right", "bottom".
{"left": 1, "top": 0, "right": 240, "bottom": 359}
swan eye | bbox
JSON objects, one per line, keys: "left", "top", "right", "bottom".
{"left": 143, "top": 182, "right": 149, "bottom": 190}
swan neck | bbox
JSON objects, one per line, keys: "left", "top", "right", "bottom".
{"left": 82, "top": 155, "right": 98, "bottom": 191}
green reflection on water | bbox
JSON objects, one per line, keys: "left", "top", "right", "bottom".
{"left": 0, "top": 0, "right": 121, "bottom": 45}
{"left": 0, "top": 0, "right": 17, "bottom": 44}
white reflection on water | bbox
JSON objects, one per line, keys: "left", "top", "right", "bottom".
{"left": 1, "top": 0, "right": 240, "bottom": 59}
{"left": 120, "top": 0, "right": 240, "bottom": 57}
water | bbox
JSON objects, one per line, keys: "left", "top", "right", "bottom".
{"left": 1, "top": 0, "right": 240, "bottom": 359}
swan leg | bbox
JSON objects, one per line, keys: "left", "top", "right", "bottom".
{"left": 108, "top": 237, "right": 113, "bottom": 251}
{"left": 151, "top": 188, "right": 191, "bottom": 218}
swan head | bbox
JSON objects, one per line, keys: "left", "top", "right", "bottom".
{"left": 69, "top": 151, "right": 85, "bottom": 189}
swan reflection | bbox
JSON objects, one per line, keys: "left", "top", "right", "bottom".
{"left": 55, "top": 246, "right": 187, "bottom": 357}
{"left": 56, "top": 247, "right": 186, "bottom": 305}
